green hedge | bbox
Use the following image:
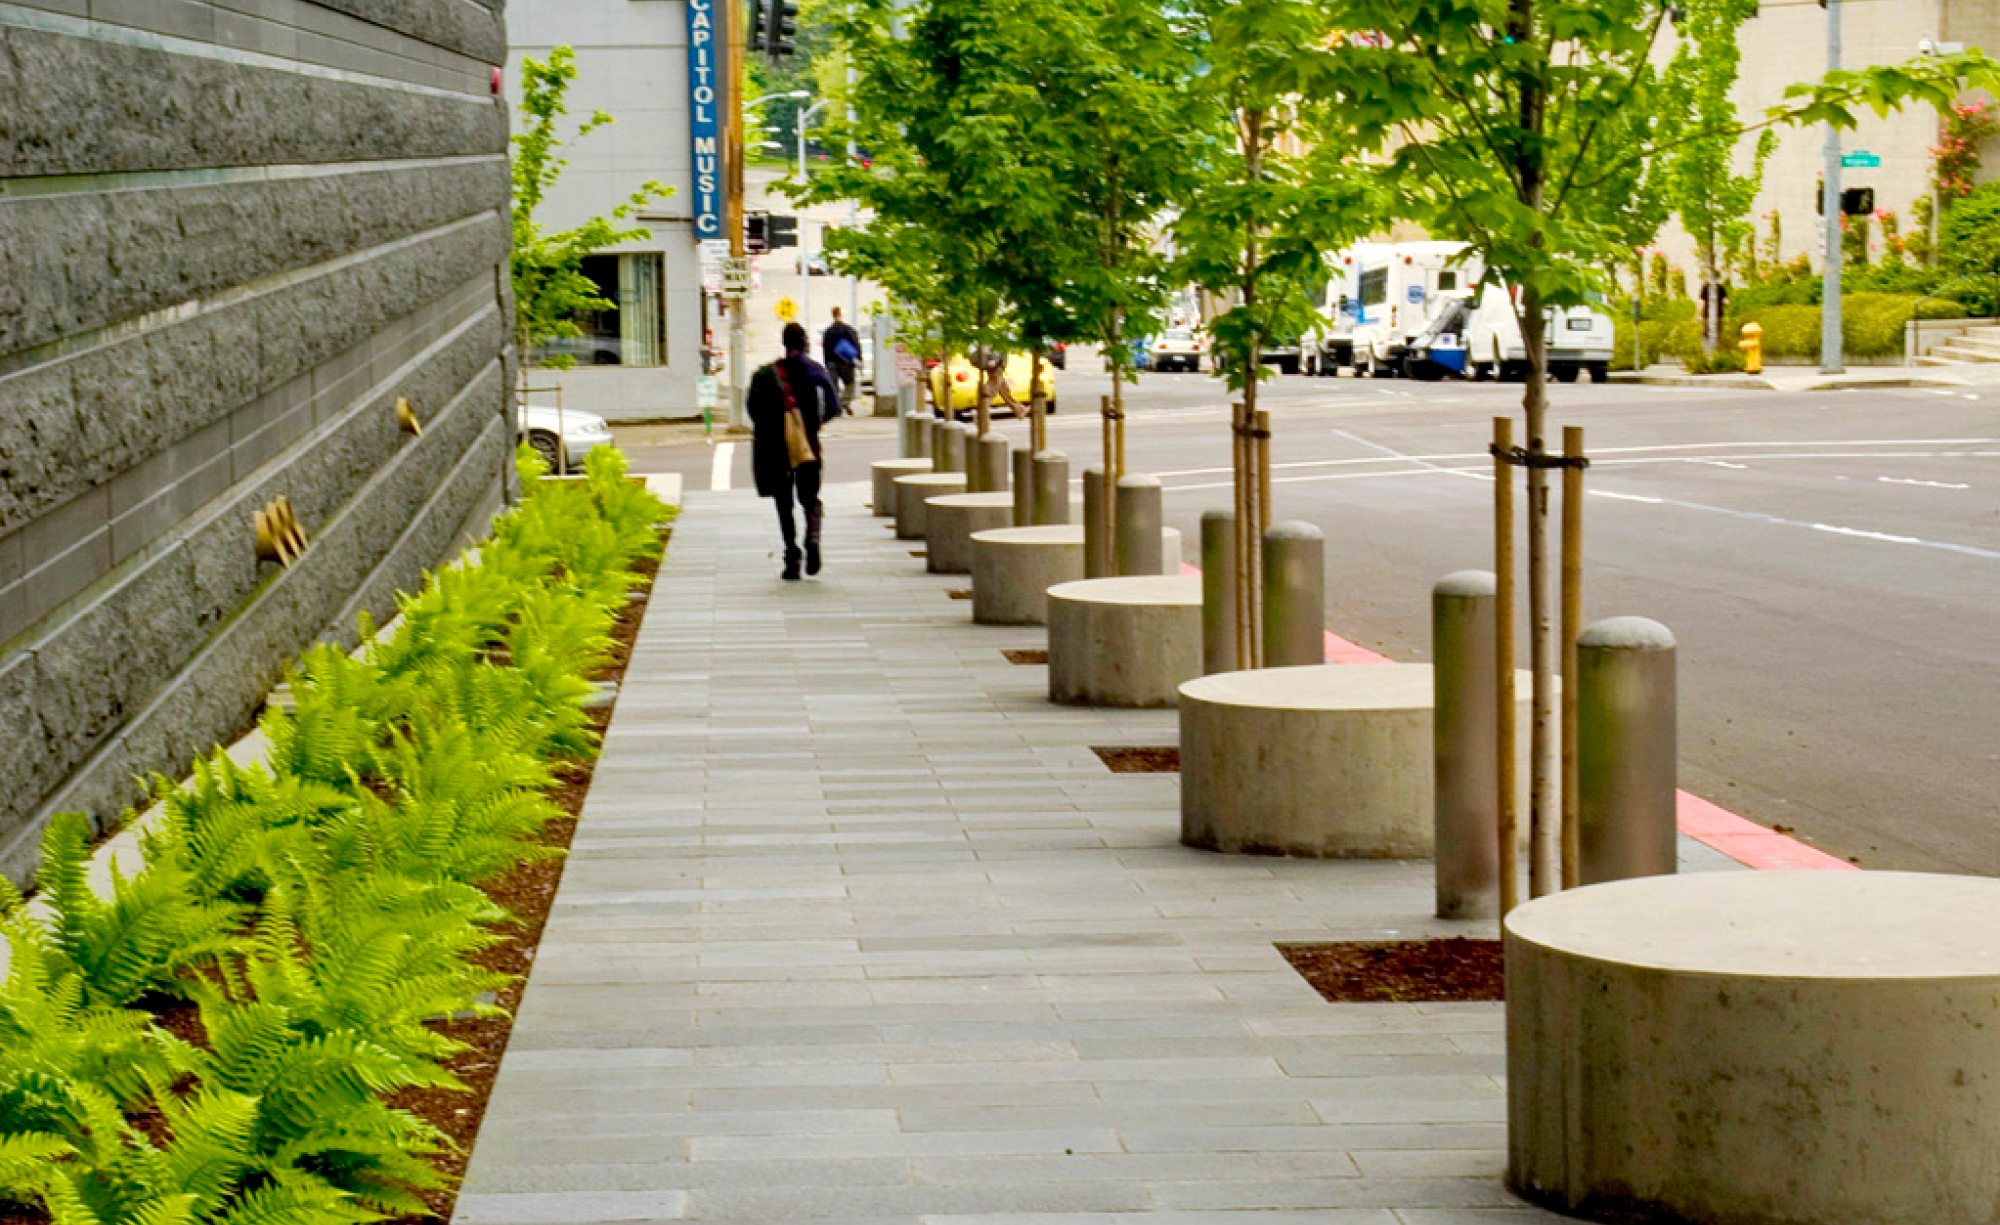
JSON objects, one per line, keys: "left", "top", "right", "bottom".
{"left": 1736, "top": 293, "right": 1967, "bottom": 359}
{"left": 0, "top": 448, "right": 672, "bottom": 1223}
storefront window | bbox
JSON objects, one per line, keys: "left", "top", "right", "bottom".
{"left": 534, "top": 253, "right": 667, "bottom": 367}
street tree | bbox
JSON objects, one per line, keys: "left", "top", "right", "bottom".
{"left": 1316, "top": 0, "right": 1999, "bottom": 900}
{"left": 1661, "top": 0, "right": 1777, "bottom": 353}
{"left": 510, "top": 46, "right": 667, "bottom": 377}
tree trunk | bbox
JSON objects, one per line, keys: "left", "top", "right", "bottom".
{"left": 1513, "top": 0, "right": 1558, "bottom": 899}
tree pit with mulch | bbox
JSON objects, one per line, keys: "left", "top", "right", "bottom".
{"left": 1092, "top": 745, "right": 1180, "bottom": 773}
{"left": 1278, "top": 938, "right": 1504, "bottom": 1003}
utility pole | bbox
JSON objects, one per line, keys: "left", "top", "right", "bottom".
{"left": 1820, "top": 0, "right": 1844, "bottom": 375}
{"left": 725, "top": 0, "right": 750, "bottom": 428}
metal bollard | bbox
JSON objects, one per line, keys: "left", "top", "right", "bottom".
{"left": 1031, "top": 450, "right": 1070, "bottom": 526}
{"left": 1576, "top": 617, "right": 1679, "bottom": 885}
{"left": 972, "top": 434, "right": 1010, "bottom": 494}
{"left": 1433, "top": 571, "right": 1500, "bottom": 921}
{"left": 900, "top": 387, "right": 926, "bottom": 458}
{"left": 937, "top": 421, "right": 968, "bottom": 476}
{"left": 1082, "top": 467, "right": 1111, "bottom": 578}
{"left": 1261, "top": 521, "right": 1325, "bottom": 668}
{"left": 1114, "top": 474, "right": 1163, "bottom": 577}
{"left": 1201, "top": 509, "right": 1237, "bottom": 674}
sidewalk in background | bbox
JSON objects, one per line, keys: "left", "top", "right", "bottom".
{"left": 454, "top": 481, "right": 1750, "bottom": 1225}
{"left": 1612, "top": 362, "right": 2000, "bottom": 392}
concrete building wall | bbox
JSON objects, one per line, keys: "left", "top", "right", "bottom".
{"left": 0, "top": 0, "right": 515, "bottom": 881}
{"left": 510, "top": 0, "right": 707, "bottom": 422}
{"left": 1655, "top": 0, "right": 1997, "bottom": 277}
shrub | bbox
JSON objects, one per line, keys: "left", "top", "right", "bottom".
{"left": 0, "top": 443, "right": 674, "bottom": 1221}
{"left": 1683, "top": 347, "right": 1748, "bottom": 375}
{"left": 1728, "top": 294, "right": 1964, "bottom": 360}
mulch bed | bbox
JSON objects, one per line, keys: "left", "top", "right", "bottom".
{"left": 1277, "top": 938, "right": 1505, "bottom": 1004}
{"left": 1092, "top": 745, "right": 1180, "bottom": 773}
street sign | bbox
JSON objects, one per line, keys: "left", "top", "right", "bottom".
{"left": 720, "top": 256, "right": 752, "bottom": 297}
{"left": 775, "top": 297, "right": 797, "bottom": 322}
{"left": 1841, "top": 151, "right": 1881, "bottom": 169}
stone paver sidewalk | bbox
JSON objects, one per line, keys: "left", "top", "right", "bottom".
{"left": 455, "top": 478, "right": 1735, "bottom": 1225}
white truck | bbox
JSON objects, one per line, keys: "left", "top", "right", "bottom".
{"left": 1347, "top": 241, "right": 1484, "bottom": 378}
{"left": 1461, "top": 282, "right": 1615, "bottom": 383}
{"left": 1303, "top": 244, "right": 1384, "bottom": 375}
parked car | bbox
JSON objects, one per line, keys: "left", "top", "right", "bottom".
{"left": 929, "top": 352, "right": 1058, "bottom": 417}
{"left": 1151, "top": 327, "right": 1207, "bottom": 372}
{"left": 517, "top": 404, "right": 615, "bottom": 473}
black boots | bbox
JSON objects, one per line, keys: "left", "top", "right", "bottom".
{"left": 804, "top": 538, "right": 821, "bottom": 576}
{"left": 804, "top": 501, "right": 824, "bottom": 576}
{"left": 781, "top": 547, "right": 803, "bottom": 581}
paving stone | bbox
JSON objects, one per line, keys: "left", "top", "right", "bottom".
{"left": 457, "top": 485, "right": 1748, "bottom": 1220}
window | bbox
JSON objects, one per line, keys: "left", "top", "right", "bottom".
{"left": 1359, "top": 266, "right": 1388, "bottom": 309}
{"left": 1438, "top": 270, "right": 1459, "bottom": 291}
{"left": 535, "top": 253, "right": 668, "bottom": 367}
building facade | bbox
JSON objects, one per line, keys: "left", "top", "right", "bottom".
{"left": 0, "top": 0, "right": 515, "bottom": 881}
{"left": 1655, "top": 0, "right": 2000, "bottom": 278}
{"left": 508, "top": 0, "right": 709, "bottom": 422}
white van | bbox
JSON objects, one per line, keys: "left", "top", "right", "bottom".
{"left": 1462, "top": 282, "right": 1615, "bottom": 383}
{"left": 1303, "top": 244, "right": 1383, "bottom": 375}
{"left": 1348, "top": 241, "right": 1483, "bottom": 377}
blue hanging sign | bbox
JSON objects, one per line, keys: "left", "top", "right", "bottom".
{"left": 687, "top": 0, "right": 723, "bottom": 239}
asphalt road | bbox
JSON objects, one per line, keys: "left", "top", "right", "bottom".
{"left": 620, "top": 366, "right": 2000, "bottom": 878}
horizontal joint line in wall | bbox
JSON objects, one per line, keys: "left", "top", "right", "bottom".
{"left": 0, "top": 153, "right": 504, "bottom": 201}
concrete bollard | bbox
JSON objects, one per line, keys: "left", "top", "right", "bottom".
{"left": 937, "top": 421, "right": 968, "bottom": 476}
{"left": 1032, "top": 451, "right": 1070, "bottom": 526}
{"left": 1012, "top": 448, "right": 1034, "bottom": 525}
{"left": 1114, "top": 474, "right": 1163, "bottom": 578}
{"left": 972, "top": 433, "right": 1010, "bottom": 495}
{"left": 1082, "top": 467, "right": 1111, "bottom": 578}
{"left": 1432, "top": 571, "right": 1500, "bottom": 921}
{"left": 1576, "top": 617, "right": 1678, "bottom": 885}
{"left": 1201, "top": 510, "right": 1237, "bottom": 675}
{"left": 1261, "top": 522, "right": 1325, "bottom": 668}
{"left": 925, "top": 416, "right": 944, "bottom": 461}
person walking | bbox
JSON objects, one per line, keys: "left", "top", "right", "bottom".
{"left": 821, "top": 307, "right": 861, "bottom": 412}
{"left": 748, "top": 322, "right": 843, "bottom": 581}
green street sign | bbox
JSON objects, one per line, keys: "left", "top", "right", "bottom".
{"left": 1842, "top": 152, "right": 1882, "bottom": 168}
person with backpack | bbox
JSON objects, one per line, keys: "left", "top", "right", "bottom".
{"left": 748, "top": 323, "right": 843, "bottom": 581}
{"left": 822, "top": 307, "right": 861, "bottom": 411}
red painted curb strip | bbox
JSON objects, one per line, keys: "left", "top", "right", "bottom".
{"left": 1176, "top": 562, "right": 1849, "bottom": 871}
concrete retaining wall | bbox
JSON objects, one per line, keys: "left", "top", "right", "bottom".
{"left": 0, "top": 0, "right": 513, "bottom": 883}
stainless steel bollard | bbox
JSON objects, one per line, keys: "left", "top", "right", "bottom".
{"left": 900, "top": 387, "right": 925, "bottom": 457}
{"left": 1201, "top": 509, "right": 1237, "bottom": 675}
{"left": 1577, "top": 616, "right": 1679, "bottom": 885}
{"left": 1114, "top": 474, "right": 1163, "bottom": 577}
{"left": 1012, "top": 447, "right": 1034, "bottom": 525}
{"left": 1082, "top": 467, "right": 1111, "bottom": 578}
{"left": 1032, "top": 451, "right": 1070, "bottom": 526}
{"left": 1433, "top": 571, "right": 1500, "bottom": 921}
{"left": 972, "top": 434, "right": 1010, "bottom": 494}
{"left": 937, "top": 421, "right": 968, "bottom": 476}
{"left": 1261, "top": 521, "right": 1325, "bottom": 668}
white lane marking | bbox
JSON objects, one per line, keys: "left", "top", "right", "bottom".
{"left": 1333, "top": 428, "right": 1491, "bottom": 485}
{"left": 1578, "top": 489, "right": 2000, "bottom": 561}
{"left": 1879, "top": 476, "right": 1971, "bottom": 490}
{"left": 711, "top": 441, "right": 735, "bottom": 491}
{"left": 1692, "top": 460, "right": 1748, "bottom": 470}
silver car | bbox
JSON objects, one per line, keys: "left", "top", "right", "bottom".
{"left": 517, "top": 404, "right": 614, "bottom": 474}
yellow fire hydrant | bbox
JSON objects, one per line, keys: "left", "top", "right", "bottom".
{"left": 1739, "top": 321, "right": 1763, "bottom": 375}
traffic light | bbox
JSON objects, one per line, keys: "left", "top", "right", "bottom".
{"left": 1814, "top": 187, "right": 1876, "bottom": 217}
{"left": 748, "top": 0, "right": 765, "bottom": 50}
{"left": 763, "top": 0, "right": 798, "bottom": 59}
{"left": 767, "top": 214, "right": 798, "bottom": 249}
{"left": 745, "top": 211, "right": 769, "bottom": 254}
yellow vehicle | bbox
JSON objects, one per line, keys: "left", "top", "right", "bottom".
{"left": 928, "top": 352, "right": 1058, "bottom": 418}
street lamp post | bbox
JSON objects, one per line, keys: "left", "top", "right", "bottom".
{"left": 797, "top": 98, "right": 830, "bottom": 333}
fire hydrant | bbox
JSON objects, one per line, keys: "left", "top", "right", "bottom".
{"left": 1739, "top": 321, "right": 1763, "bottom": 375}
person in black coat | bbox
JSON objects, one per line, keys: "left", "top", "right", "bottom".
{"left": 747, "top": 322, "right": 843, "bottom": 580}
{"left": 821, "top": 307, "right": 861, "bottom": 411}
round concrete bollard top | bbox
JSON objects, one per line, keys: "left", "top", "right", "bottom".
{"left": 1117, "top": 473, "right": 1162, "bottom": 491}
{"left": 1577, "top": 616, "right": 1675, "bottom": 652}
{"left": 1202, "top": 508, "right": 1234, "bottom": 525}
{"left": 1034, "top": 449, "right": 1067, "bottom": 462}
{"left": 1434, "top": 569, "right": 1497, "bottom": 598}
{"left": 1264, "top": 520, "right": 1323, "bottom": 542}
